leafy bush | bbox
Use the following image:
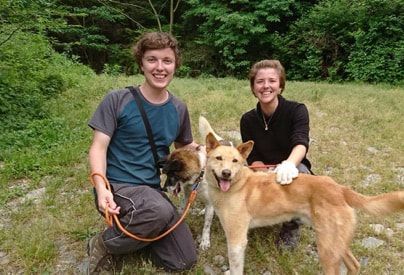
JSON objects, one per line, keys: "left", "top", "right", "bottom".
{"left": 102, "top": 63, "right": 122, "bottom": 75}
{"left": 182, "top": 0, "right": 315, "bottom": 78}
{"left": 279, "top": 0, "right": 357, "bottom": 81}
{"left": 175, "top": 65, "right": 192, "bottom": 77}
{"left": 0, "top": 29, "right": 93, "bottom": 132}
{"left": 48, "top": 2, "right": 139, "bottom": 73}
{"left": 346, "top": 0, "right": 403, "bottom": 84}
{"left": 279, "top": 0, "right": 403, "bottom": 83}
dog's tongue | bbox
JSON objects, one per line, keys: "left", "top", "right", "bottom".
{"left": 219, "top": 180, "right": 231, "bottom": 192}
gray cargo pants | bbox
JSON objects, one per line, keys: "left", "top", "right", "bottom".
{"left": 96, "top": 183, "right": 197, "bottom": 271}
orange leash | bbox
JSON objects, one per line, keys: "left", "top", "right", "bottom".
{"left": 248, "top": 164, "right": 277, "bottom": 170}
{"left": 89, "top": 172, "right": 197, "bottom": 242}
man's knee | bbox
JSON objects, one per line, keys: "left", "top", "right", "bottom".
{"left": 150, "top": 221, "right": 197, "bottom": 272}
{"left": 154, "top": 251, "right": 197, "bottom": 272}
{"left": 148, "top": 198, "right": 177, "bottom": 228}
{"left": 177, "top": 255, "right": 197, "bottom": 271}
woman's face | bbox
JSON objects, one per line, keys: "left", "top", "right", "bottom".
{"left": 141, "top": 47, "right": 176, "bottom": 91}
{"left": 252, "top": 68, "right": 281, "bottom": 104}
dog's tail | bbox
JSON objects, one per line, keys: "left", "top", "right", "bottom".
{"left": 343, "top": 188, "right": 404, "bottom": 216}
{"left": 199, "top": 116, "right": 223, "bottom": 142}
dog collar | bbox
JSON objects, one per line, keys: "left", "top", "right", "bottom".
{"left": 192, "top": 169, "right": 205, "bottom": 191}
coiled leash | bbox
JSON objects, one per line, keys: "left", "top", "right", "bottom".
{"left": 89, "top": 172, "right": 199, "bottom": 242}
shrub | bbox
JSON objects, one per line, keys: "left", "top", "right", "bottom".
{"left": 346, "top": 0, "right": 403, "bottom": 84}
{"left": 279, "top": 0, "right": 357, "bottom": 81}
{"left": 102, "top": 63, "right": 122, "bottom": 76}
{"left": 181, "top": 0, "right": 309, "bottom": 78}
{"left": 0, "top": 29, "right": 93, "bottom": 132}
{"left": 279, "top": 0, "right": 403, "bottom": 83}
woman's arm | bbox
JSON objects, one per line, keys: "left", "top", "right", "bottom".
{"left": 285, "top": 144, "right": 307, "bottom": 167}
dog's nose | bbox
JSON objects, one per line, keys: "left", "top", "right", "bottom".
{"left": 222, "top": 169, "right": 231, "bottom": 179}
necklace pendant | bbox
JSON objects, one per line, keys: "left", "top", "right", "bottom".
{"left": 262, "top": 112, "right": 270, "bottom": 131}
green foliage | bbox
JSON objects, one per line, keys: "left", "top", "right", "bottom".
{"left": 175, "top": 64, "right": 192, "bottom": 77}
{"left": 0, "top": 31, "right": 56, "bottom": 130}
{"left": 346, "top": 0, "right": 404, "bottom": 84}
{"left": 3, "top": 0, "right": 398, "bottom": 83}
{"left": 49, "top": 1, "right": 130, "bottom": 72}
{"left": 0, "top": 0, "right": 66, "bottom": 36}
{"left": 279, "top": 0, "right": 358, "bottom": 81}
{"left": 179, "top": 40, "right": 218, "bottom": 77}
{"left": 49, "top": 0, "right": 173, "bottom": 72}
{"left": 280, "top": 0, "right": 404, "bottom": 83}
{"left": 0, "top": 29, "right": 93, "bottom": 133}
{"left": 102, "top": 63, "right": 122, "bottom": 75}
{"left": 182, "top": 0, "right": 307, "bottom": 77}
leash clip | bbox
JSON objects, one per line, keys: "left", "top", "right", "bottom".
{"left": 192, "top": 169, "right": 205, "bottom": 191}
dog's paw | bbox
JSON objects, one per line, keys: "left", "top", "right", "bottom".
{"left": 199, "top": 238, "right": 211, "bottom": 250}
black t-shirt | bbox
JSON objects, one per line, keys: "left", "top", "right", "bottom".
{"left": 240, "top": 95, "right": 311, "bottom": 170}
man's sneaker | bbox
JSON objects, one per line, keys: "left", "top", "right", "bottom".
{"left": 276, "top": 220, "right": 301, "bottom": 250}
{"left": 87, "top": 232, "right": 114, "bottom": 274}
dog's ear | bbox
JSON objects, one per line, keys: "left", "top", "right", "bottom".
{"left": 237, "top": 140, "right": 254, "bottom": 159}
{"left": 206, "top": 132, "right": 220, "bottom": 153}
{"left": 162, "top": 159, "right": 183, "bottom": 174}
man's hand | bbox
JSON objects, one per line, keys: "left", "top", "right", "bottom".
{"left": 97, "top": 188, "right": 120, "bottom": 215}
{"left": 274, "top": 160, "right": 298, "bottom": 185}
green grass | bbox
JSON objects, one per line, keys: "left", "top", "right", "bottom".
{"left": 0, "top": 75, "right": 403, "bottom": 273}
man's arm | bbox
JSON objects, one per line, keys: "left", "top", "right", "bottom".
{"left": 89, "top": 130, "right": 120, "bottom": 214}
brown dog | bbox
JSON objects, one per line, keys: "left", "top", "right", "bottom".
{"left": 162, "top": 145, "right": 215, "bottom": 250}
{"left": 162, "top": 116, "right": 231, "bottom": 251}
{"left": 204, "top": 132, "right": 404, "bottom": 275}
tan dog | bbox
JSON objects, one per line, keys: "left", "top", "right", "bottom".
{"left": 205, "top": 132, "right": 404, "bottom": 275}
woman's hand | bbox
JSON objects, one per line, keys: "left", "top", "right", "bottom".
{"left": 274, "top": 160, "right": 298, "bottom": 185}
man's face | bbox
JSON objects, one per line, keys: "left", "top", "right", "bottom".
{"left": 141, "top": 47, "right": 176, "bottom": 91}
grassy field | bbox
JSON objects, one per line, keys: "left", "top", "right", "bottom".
{"left": 0, "top": 75, "right": 403, "bottom": 274}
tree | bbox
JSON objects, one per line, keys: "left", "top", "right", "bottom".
{"left": 279, "top": 0, "right": 403, "bottom": 83}
{"left": 346, "top": 0, "right": 403, "bottom": 83}
{"left": 47, "top": 0, "right": 183, "bottom": 73}
{"left": 279, "top": 0, "right": 359, "bottom": 81}
{"left": 0, "top": 0, "right": 66, "bottom": 46}
{"left": 181, "top": 0, "right": 317, "bottom": 77}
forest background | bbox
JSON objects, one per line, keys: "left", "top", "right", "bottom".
{"left": 1, "top": 0, "right": 403, "bottom": 134}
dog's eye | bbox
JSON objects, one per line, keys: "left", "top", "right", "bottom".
{"left": 232, "top": 159, "right": 238, "bottom": 163}
{"left": 216, "top": 156, "right": 222, "bottom": 161}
